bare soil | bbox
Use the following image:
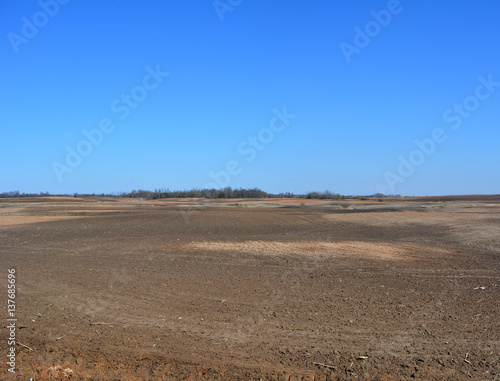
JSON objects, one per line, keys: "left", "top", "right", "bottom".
{"left": 0, "top": 197, "right": 499, "bottom": 380}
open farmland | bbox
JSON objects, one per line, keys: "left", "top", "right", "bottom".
{"left": 0, "top": 196, "right": 499, "bottom": 380}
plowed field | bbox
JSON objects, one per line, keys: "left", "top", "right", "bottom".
{"left": 0, "top": 197, "right": 499, "bottom": 380}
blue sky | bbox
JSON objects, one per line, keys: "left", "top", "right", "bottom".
{"left": 1, "top": 0, "right": 499, "bottom": 196}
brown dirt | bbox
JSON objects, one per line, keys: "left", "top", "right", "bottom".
{"left": 0, "top": 197, "right": 499, "bottom": 380}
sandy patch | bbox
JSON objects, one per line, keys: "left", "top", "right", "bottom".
{"left": 0, "top": 207, "right": 128, "bottom": 228}
{"left": 0, "top": 215, "right": 86, "bottom": 227}
{"left": 183, "top": 240, "right": 444, "bottom": 260}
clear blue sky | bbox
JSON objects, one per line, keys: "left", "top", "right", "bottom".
{"left": 1, "top": 0, "right": 499, "bottom": 196}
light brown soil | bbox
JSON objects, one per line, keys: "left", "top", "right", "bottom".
{"left": 0, "top": 197, "right": 499, "bottom": 380}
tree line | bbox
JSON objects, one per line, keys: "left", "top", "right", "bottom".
{"left": 0, "top": 188, "right": 363, "bottom": 200}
